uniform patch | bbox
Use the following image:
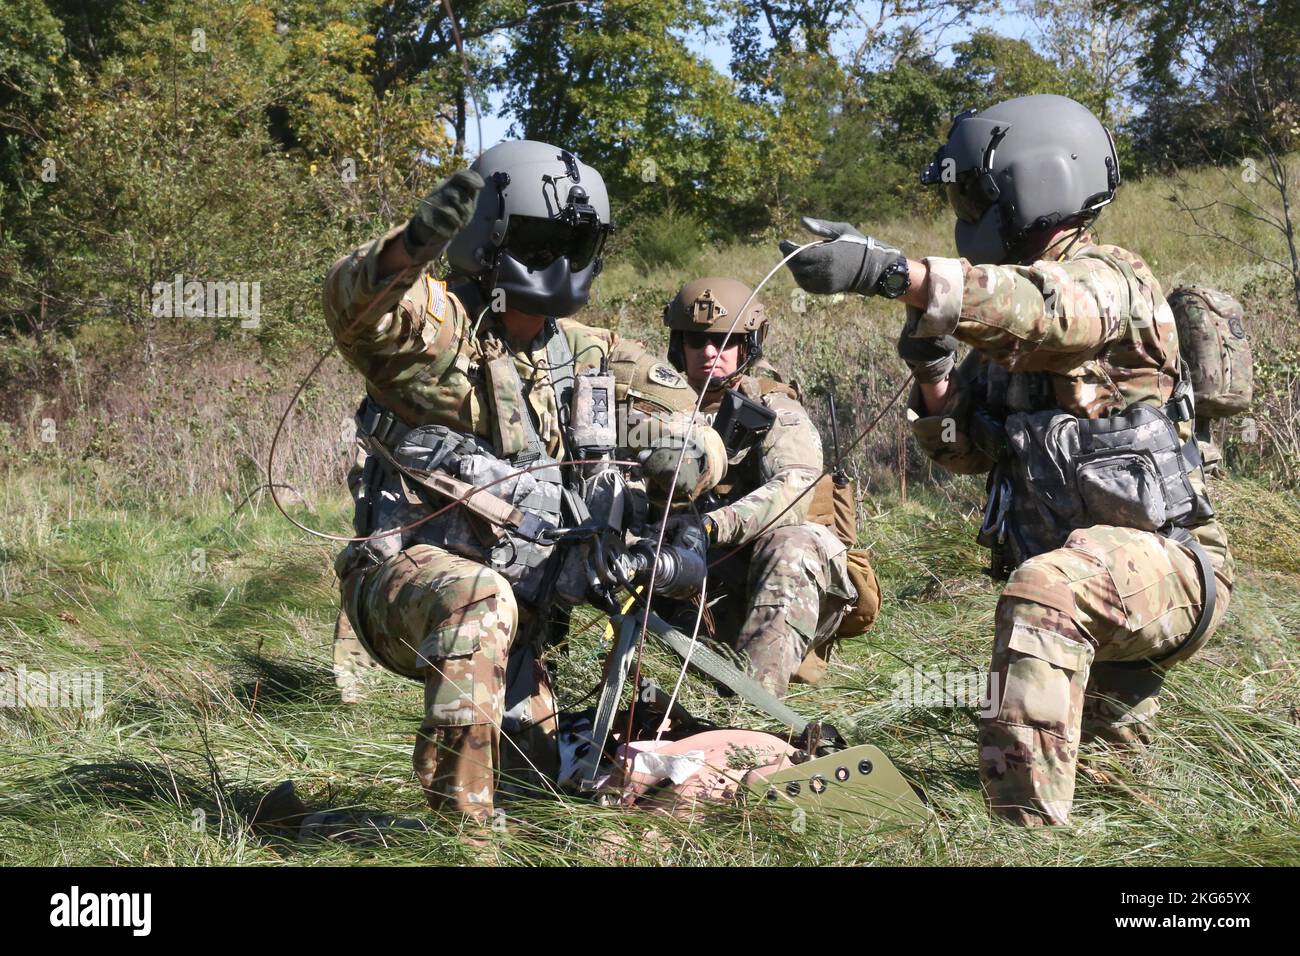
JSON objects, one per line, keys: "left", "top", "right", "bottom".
{"left": 1229, "top": 316, "right": 1246, "bottom": 339}
{"left": 425, "top": 275, "right": 447, "bottom": 323}
{"left": 649, "top": 363, "right": 688, "bottom": 388}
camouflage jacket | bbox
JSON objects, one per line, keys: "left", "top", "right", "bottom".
{"left": 903, "top": 241, "right": 1233, "bottom": 580}
{"left": 325, "top": 224, "right": 707, "bottom": 455}
{"left": 324, "top": 225, "right": 719, "bottom": 579}
{"left": 699, "top": 374, "right": 824, "bottom": 548}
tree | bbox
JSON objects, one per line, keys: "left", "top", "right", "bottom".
{"left": 1016, "top": 0, "right": 1143, "bottom": 127}
{"left": 726, "top": 0, "right": 852, "bottom": 102}
{"left": 500, "top": 0, "right": 783, "bottom": 230}
{"left": 1122, "top": 0, "right": 1300, "bottom": 315}
{"left": 945, "top": 29, "right": 1069, "bottom": 109}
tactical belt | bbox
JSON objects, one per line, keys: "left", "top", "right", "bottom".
{"left": 971, "top": 388, "right": 1199, "bottom": 470}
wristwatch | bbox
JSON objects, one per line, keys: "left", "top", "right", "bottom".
{"left": 874, "top": 255, "right": 911, "bottom": 299}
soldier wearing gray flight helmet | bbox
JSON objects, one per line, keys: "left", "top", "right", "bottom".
{"left": 781, "top": 94, "right": 1233, "bottom": 827}
{"left": 323, "top": 139, "right": 724, "bottom": 828}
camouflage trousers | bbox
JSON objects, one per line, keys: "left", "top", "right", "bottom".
{"left": 664, "top": 522, "right": 855, "bottom": 696}
{"left": 340, "top": 544, "right": 556, "bottom": 822}
{"left": 981, "top": 524, "right": 1231, "bottom": 827}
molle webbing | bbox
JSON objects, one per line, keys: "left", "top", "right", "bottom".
{"left": 355, "top": 397, "right": 560, "bottom": 538}
{"left": 544, "top": 318, "right": 577, "bottom": 438}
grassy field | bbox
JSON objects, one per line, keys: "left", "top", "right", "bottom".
{"left": 1, "top": 457, "right": 1297, "bottom": 866}
{"left": 2, "top": 159, "right": 1299, "bottom": 865}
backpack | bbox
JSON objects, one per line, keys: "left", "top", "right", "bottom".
{"left": 1167, "top": 286, "right": 1253, "bottom": 419}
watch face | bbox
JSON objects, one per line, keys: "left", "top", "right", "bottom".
{"left": 879, "top": 262, "right": 909, "bottom": 297}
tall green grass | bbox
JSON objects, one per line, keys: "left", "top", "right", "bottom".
{"left": 2, "top": 465, "right": 1296, "bottom": 866}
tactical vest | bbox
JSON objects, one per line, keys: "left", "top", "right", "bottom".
{"left": 970, "top": 361, "right": 1219, "bottom": 665}
{"left": 346, "top": 317, "right": 585, "bottom": 608}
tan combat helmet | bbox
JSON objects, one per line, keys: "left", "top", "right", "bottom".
{"left": 663, "top": 276, "right": 767, "bottom": 378}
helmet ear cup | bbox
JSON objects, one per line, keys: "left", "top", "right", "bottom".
{"left": 667, "top": 331, "right": 685, "bottom": 372}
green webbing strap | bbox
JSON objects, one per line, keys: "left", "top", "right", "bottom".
{"left": 644, "top": 611, "right": 809, "bottom": 734}
{"left": 544, "top": 317, "right": 577, "bottom": 435}
{"left": 578, "top": 614, "right": 640, "bottom": 790}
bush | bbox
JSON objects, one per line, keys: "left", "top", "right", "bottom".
{"left": 626, "top": 207, "right": 708, "bottom": 273}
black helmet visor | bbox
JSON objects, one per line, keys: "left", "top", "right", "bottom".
{"left": 946, "top": 167, "right": 998, "bottom": 225}
{"left": 503, "top": 215, "right": 607, "bottom": 271}
{"left": 922, "top": 109, "right": 1005, "bottom": 226}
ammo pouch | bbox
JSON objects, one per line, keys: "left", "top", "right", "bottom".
{"left": 352, "top": 397, "right": 565, "bottom": 606}
{"left": 1002, "top": 399, "right": 1211, "bottom": 550}
{"left": 977, "top": 387, "right": 1219, "bottom": 668}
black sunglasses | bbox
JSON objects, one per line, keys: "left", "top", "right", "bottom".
{"left": 682, "top": 331, "right": 740, "bottom": 350}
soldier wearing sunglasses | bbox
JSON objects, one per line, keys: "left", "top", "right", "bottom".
{"left": 657, "top": 277, "right": 871, "bottom": 696}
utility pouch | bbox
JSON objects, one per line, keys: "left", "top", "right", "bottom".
{"left": 1003, "top": 397, "right": 1212, "bottom": 560}
{"left": 1168, "top": 285, "right": 1253, "bottom": 420}
{"left": 570, "top": 369, "right": 617, "bottom": 456}
{"left": 1073, "top": 402, "right": 1206, "bottom": 530}
{"left": 485, "top": 354, "right": 538, "bottom": 462}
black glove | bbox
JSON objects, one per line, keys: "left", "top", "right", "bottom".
{"left": 896, "top": 327, "right": 958, "bottom": 384}
{"left": 779, "top": 217, "right": 903, "bottom": 296}
{"left": 664, "top": 512, "right": 714, "bottom": 554}
{"left": 403, "top": 168, "right": 485, "bottom": 260}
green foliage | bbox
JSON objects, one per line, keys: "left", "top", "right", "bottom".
{"left": 501, "top": 0, "right": 783, "bottom": 230}
{"left": 947, "top": 29, "right": 1066, "bottom": 107}
{"left": 626, "top": 206, "right": 709, "bottom": 272}
{"left": 0, "top": 0, "right": 69, "bottom": 272}
{"left": 1120, "top": 0, "right": 1300, "bottom": 169}
{"left": 0, "top": 0, "right": 460, "bottom": 353}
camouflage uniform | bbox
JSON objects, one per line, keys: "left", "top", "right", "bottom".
{"left": 675, "top": 374, "right": 856, "bottom": 696}
{"left": 905, "top": 241, "right": 1234, "bottom": 826}
{"left": 324, "top": 224, "right": 718, "bottom": 820}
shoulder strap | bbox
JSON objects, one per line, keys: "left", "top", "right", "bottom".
{"left": 755, "top": 375, "right": 800, "bottom": 402}
{"left": 545, "top": 317, "right": 577, "bottom": 434}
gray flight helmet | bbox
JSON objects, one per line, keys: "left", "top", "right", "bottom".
{"left": 446, "top": 140, "right": 613, "bottom": 317}
{"left": 920, "top": 94, "right": 1121, "bottom": 265}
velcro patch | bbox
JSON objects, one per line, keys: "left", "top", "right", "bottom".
{"left": 425, "top": 275, "right": 447, "bottom": 323}
{"left": 649, "top": 363, "right": 688, "bottom": 388}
